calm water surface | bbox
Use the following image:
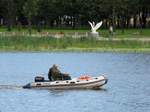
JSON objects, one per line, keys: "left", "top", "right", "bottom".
{"left": 0, "top": 52, "right": 150, "bottom": 112}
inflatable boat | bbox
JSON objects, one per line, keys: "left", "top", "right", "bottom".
{"left": 23, "top": 75, "right": 108, "bottom": 89}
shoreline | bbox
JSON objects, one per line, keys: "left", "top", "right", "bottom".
{"left": 0, "top": 47, "right": 150, "bottom": 53}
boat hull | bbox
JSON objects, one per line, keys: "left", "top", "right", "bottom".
{"left": 23, "top": 76, "right": 107, "bottom": 89}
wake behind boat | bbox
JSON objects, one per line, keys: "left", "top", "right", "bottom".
{"left": 23, "top": 75, "right": 108, "bottom": 89}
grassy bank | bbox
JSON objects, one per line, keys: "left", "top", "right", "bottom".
{"left": 0, "top": 28, "right": 150, "bottom": 52}
{"left": 0, "top": 35, "right": 150, "bottom": 52}
{"left": 0, "top": 27, "right": 150, "bottom": 38}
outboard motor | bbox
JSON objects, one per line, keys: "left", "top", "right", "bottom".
{"left": 35, "top": 76, "right": 45, "bottom": 82}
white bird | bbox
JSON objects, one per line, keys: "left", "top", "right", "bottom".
{"left": 88, "top": 21, "right": 103, "bottom": 34}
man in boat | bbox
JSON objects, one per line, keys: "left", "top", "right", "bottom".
{"left": 48, "top": 64, "right": 61, "bottom": 81}
{"left": 48, "top": 64, "right": 71, "bottom": 81}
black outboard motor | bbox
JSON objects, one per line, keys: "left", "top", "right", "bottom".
{"left": 35, "top": 76, "right": 45, "bottom": 82}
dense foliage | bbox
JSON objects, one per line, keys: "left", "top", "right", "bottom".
{"left": 0, "top": 0, "right": 149, "bottom": 31}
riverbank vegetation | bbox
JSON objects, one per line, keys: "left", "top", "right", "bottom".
{"left": 0, "top": 0, "right": 149, "bottom": 52}
{"left": 0, "top": 28, "right": 150, "bottom": 38}
{"left": 0, "top": 34, "right": 150, "bottom": 52}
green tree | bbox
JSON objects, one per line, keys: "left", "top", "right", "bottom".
{"left": 23, "top": 0, "right": 39, "bottom": 34}
{"left": 38, "top": 0, "right": 59, "bottom": 28}
{"left": 139, "top": 0, "right": 150, "bottom": 28}
{"left": 1, "top": 0, "right": 16, "bottom": 31}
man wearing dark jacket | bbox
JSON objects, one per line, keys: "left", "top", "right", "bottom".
{"left": 48, "top": 64, "right": 72, "bottom": 81}
{"left": 48, "top": 64, "right": 62, "bottom": 81}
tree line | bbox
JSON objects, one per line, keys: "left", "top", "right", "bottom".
{"left": 0, "top": 0, "right": 149, "bottom": 32}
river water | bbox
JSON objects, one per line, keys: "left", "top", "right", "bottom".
{"left": 0, "top": 52, "right": 150, "bottom": 112}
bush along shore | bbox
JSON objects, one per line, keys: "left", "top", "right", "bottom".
{"left": 0, "top": 35, "right": 150, "bottom": 52}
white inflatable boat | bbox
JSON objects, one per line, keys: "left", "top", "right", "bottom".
{"left": 23, "top": 75, "right": 108, "bottom": 89}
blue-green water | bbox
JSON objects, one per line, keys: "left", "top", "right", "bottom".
{"left": 0, "top": 52, "right": 150, "bottom": 112}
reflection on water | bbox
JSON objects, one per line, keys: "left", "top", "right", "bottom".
{"left": 0, "top": 52, "right": 150, "bottom": 112}
{"left": 48, "top": 88, "right": 108, "bottom": 96}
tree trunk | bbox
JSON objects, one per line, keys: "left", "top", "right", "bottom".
{"left": 72, "top": 16, "right": 76, "bottom": 29}
{"left": 6, "top": 0, "right": 14, "bottom": 31}
{"left": 133, "top": 15, "right": 137, "bottom": 28}
{"left": 112, "top": 7, "right": 116, "bottom": 32}
{"left": 121, "top": 16, "right": 125, "bottom": 34}
{"left": 50, "top": 20, "right": 54, "bottom": 28}
{"left": 117, "top": 16, "right": 120, "bottom": 28}
{"left": 7, "top": 20, "right": 12, "bottom": 31}
{"left": 37, "top": 22, "right": 41, "bottom": 32}
{"left": 126, "top": 16, "right": 130, "bottom": 28}
{"left": 139, "top": 12, "right": 143, "bottom": 34}
{"left": 28, "top": 19, "right": 32, "bottom": 35}
{"left": 141, "top": 7, "right": 147, "bottom": 28}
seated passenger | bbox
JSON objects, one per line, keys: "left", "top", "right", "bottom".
{"left": 48, "top": 64, "right": 71, "bottom": 81}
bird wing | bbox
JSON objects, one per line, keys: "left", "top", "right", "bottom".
{"left": 92, "top": 21, "right": 95, "bottom": 27}
{"left": 94, "top": 21, "right": 103, "bottom": 31}
{"left": 88, "top": 21, "right": 94, "bottom": 30}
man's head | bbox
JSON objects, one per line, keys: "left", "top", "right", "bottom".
{"left": 53, "top": 64, "right": 58, "bottom": 68}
